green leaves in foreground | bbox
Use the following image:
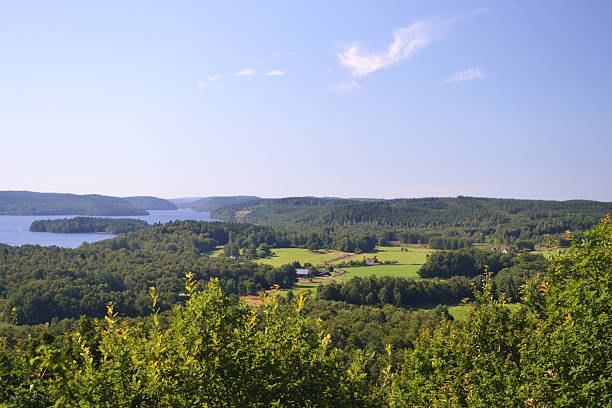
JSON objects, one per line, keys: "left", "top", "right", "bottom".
{"left": 0, "top": 279, "right": 374, "bottom": 407}
{"left": 385, "top": 215, "right": 612, "bottom": 408}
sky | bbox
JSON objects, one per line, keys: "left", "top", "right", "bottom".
{"left": 1, "top": 1, "right": 611, "bottom": 201}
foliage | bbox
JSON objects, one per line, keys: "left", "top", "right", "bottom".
{"left": 0, "top": 221, "right": 304, "bottom": 324}
{"left": 384, "top": 216, "right": 612, "bottom": 407}
{"left": 0, "top": 217, "right": 609, "bottom": 407}
{"left": 418, "top": 248, "right": 546, "bottom": 279}
{"left": 317, "top": 276, "right": 477, "bottom": 307}
{"left": 209, "top": 196, "right": 611, "bottom": 246}
{"left": 0, "top": 279, "right": 376, "bottom": 407}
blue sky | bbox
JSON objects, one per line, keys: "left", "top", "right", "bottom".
{"left": 1, "top": 1, "right": 611, "bottom": 200}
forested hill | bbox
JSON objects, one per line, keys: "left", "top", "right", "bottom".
{"left": 209, "top": 196, "right": 612, "bottom": 245}
{"left": 181, "top": 196, "right": 260, "bottom": 212}
{"left": 0, "top": 191, "right": 148, "bottom": 216}
{"left": 123, "top": 196, "right": 177, "bottom": 210}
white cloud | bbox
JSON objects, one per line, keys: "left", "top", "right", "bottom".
{"left": 338, "top": 21, "right": 436, "bottom": 77}
{"left": 208, "top": 74, "right": 222, "bottom": 81}
{"left": 442, "top": 68, "right": 484, "bottom": 83}
{"left": 197, "top": 80, "right": 208, "bottom": 89}
{"left": 327, "top": 81, "right": 365, "bottom": 92}
{"left": 266, "top": 70, "right": 284, "bottom": 76}
{"left": 236, "top": 68, "right": 256, "bottom": 76}
{"left": 337, "top": 9, "right": 487, "bottom": 77}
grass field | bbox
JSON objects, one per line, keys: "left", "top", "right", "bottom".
{"left": 217, "top": 245, "right": 434, "bottom": 296}
{"left": 253, "top": 248, "right": 352, "bottom": 267}
{"left": 530, "top": 248, "right": 568, "bottom": 259}
{"left": 347, "top": 246, "right": 433, "bottom": 265}
{"left": 252, "top": 245, "right": 433, "bottom": 268}
{"left": 278, "top": 281, "right": 322, "bottom": 298}
{"left": 336, "top": 264, "right": 421, "bottom": 280}
{"left": 208, "top": 247, "right": 225, "bottom": 258}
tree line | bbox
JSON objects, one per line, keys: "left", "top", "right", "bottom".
{"left": 209, "top": 196, "right": 611, "bottom": 247}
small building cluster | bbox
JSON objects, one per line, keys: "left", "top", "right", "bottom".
{"left": 364, "top": 258, "right": 380, "bottom": 266}
{"left": 295, "top": 268, "right": 332, "bottom": 278}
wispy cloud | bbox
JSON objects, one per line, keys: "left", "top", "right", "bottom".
{"left": 442, "top": 68, "right": 483, "bottom": 83}
{"left": 236, "top": 68, "right": 256, "bottom": 76}
{"left": 208, "top": 74, "right": 222, "bottom": 81}
{"left": 266, "top": 70, "right": 284, "bottom": 76}
{"left": 197, "top": 80, "right": 208, "bottom": 90}
{"left": 338, "top": 22, "right": 435, "bottom": 77}
{"left": 338, "top": 9, "right": 487, "bottom": 77}
{"left": 327, "top": 81, "right": 365, "bottom": 92}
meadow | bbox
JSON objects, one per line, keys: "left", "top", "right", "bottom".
{"left": 252, "top": 245, "right": 433, "bottom": 268}
{"left": 348, "top": 245, "right": 433, "bottom": 265}
{"left": 253, "top": 248, "right": 352, "bottom": 267}
{"left": 337, "top": 264, "right": 421, "bottom": 280}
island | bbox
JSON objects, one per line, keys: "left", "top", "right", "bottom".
{"left": 29, "top": 217, "right": 149, "bottom": 234}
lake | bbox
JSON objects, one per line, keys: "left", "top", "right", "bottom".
{"left": 0, "top": 209, "right": 215, "bottom": 248}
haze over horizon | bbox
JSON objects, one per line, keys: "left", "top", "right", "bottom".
{"left": 2, "top": 1, "right": 611, "bottom": 201}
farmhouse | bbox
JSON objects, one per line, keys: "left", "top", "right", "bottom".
{"left": 364, "top": 258, "right": 380, "bottom": 266}
{"left": 295, "top": 268, "right": 310, "bottom": 278}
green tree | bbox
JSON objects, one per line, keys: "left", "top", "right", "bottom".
{"left": 385, "top": 216, "right": 612, "bottom": 407}
{"left": 1, "top": 278, "right": 377, "bottom": 407}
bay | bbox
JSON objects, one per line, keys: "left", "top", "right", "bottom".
{"left": 0, "top": 209, "right": 215, "bottom": 248}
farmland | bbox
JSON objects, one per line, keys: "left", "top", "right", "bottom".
{"left": 252, "top": 245, "right": 432, "bottom": 269}
{"left": 337, "top": 264, "right": 421, "bottom": 280}
{"left": 252, "top": 247, "right": 352, "bottom": 267}
{"left": 254, "top": 245, "right": 434, "bottom": 297}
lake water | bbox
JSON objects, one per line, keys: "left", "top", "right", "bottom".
{"left": 0, "top": 209, "right": 215, "bottom": 248}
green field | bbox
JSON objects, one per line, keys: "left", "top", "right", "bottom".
{"left": 253, "top": 248, "right": 352, "bottom": 267}
{"left": 336, "top": 264, "right": 421, "bottom": 280}
{"left": 278, "top": 282, "right": 321, "bottom": 298}
{"left": 352, "top": 246, "right": 432, "bottom": 265}
{"left": 530, "top": 248, "right": 567, "bottom": 259}
{"left": 251, "top": 245, "right": 433, "bottom": 268}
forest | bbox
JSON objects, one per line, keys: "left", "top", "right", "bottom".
{"left": 0, "top": 217, "right": 392, "bottom": 324}
{"left": 29, "top": 217, "right": 150, "bottom": 234}
{"left": 0, "top": 216, "right": 609, "bottom": 407}
{"left": 208, "top": 196, "right": 611, "bottom": 247}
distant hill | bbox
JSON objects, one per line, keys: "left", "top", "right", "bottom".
{"left": 208, "top": 196, "right": 612, "bottom": 246}
{"left": 184, "top": 196, "right": 260, "bottom": 212}
{"left": 169, "top": 197, "right": 205, "bottom": 205}
{"left": 0, "top": 191, "right": 148, "bottom": 216}
{"left": 123, "top": 196, "right": 177, "bottom": 210}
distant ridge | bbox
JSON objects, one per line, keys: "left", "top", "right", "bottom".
{"left": 169, "top": 197, "right": 205, "bottom": 205}
{"left": 203, "top": 195, "right": 612, "bottom": 245}
{"left": 182, "top": 196, "right": 260, "bottom": 212}
{"left": 0, "top": 191, "right": 148, "bottom": 216}
{"left": 123, "top": 196, "right": 177, "bottom": 210}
